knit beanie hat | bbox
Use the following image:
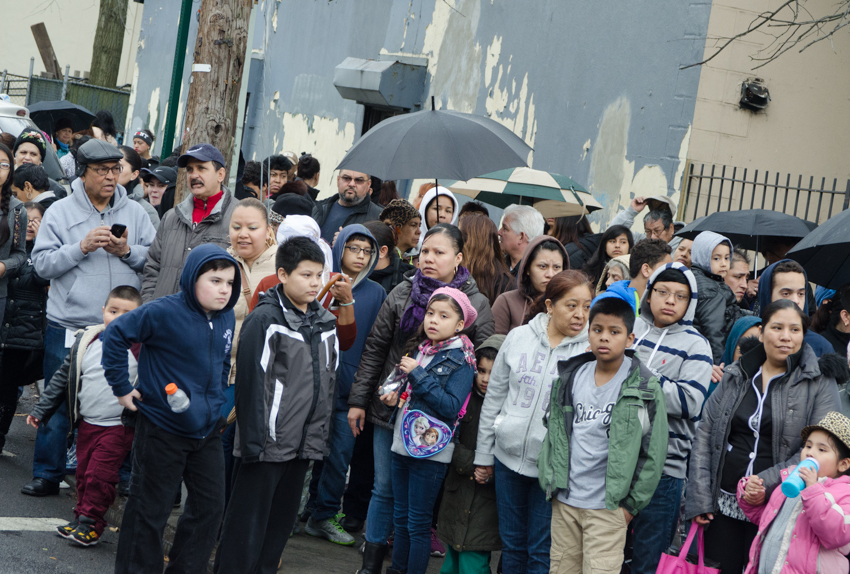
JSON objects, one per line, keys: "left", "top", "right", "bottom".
{"left": 14, "top": 128, "right": 47, "bottom": 161}
{"left": 431, "top": 287, "right": 477, "bottom": 327}
{"left": 381, "top": 199, "right": 420, "bottom": 228}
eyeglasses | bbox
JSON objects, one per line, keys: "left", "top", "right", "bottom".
{"left": 340, "top": 175, "right": 369, "bottom": 185}
{"left": 0, "top": 163, "right": 10, "bottom": 171}
{"left": 88, "top": 165, "right": 123, "bottom": 177}
{"left": 345, "top": 245, "right": 375, "bottom": 256}
{"left": 652, "top": 287, "right": 689, "bottom": 303}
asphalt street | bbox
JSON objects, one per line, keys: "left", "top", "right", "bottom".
{"left": 0, "top": 385, "right": 451, "bottom": 573}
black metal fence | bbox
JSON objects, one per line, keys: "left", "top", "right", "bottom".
{"left": 1, "top": 70, "right": 130, "bottom": 133}
{"left": 680, "top": 162, "right": 850, "bottom": 225}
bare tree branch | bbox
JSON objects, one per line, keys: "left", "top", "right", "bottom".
{"left": 681, "top": 0, "right": 850, "bottom": 70}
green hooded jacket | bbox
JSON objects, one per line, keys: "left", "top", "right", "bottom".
{"left": 537, "top": 350, "right": 668, "bottom": 516}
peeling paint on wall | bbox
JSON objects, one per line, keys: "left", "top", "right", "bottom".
{"left": 670, "top": 124, "right": 691, "bottom": 214}
{"left": 147, "top": 86, "right": 160, "bottom": 135}
{"left": 588, "top": 97, "right": 632, "bottom": 225}
{"left": 280, "top": 113, "right": 356, "bottom": 199}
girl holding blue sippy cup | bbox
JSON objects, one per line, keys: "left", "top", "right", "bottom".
{"left": 737, "top": 411, "right": 850, "bottom": 574}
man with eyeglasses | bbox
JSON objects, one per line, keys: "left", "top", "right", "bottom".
{"left": 313, "top": 169, "right": 384, "bottom": 244}
{"left": 609, "top": 196, "right": 683, "bottom": 250}
{"left": 141, "top": 143, "right": 237, "bottom": 302}
{"left": 628, "top": 262, "right": 712, "bottom": 574}
{"left": 23, "top": 139, "right": 156, "bottom": 497}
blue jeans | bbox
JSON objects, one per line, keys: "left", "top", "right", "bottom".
{"left": 630, "top": 474, "right": 684, "bottom": 574}
{"left": 364, "top": 423, "right": 394, "bottom": 544}
{"left": 495, "top": 458, "right": 551, "bottom": 574}
{"left": 391, "top": 453, "right": 448, "bottom": 574}
{"left": 313, "top": 409, "right": 357, "bottom": 521}
{"left": 32, "top": 321, "right": 71, "bottom": 483}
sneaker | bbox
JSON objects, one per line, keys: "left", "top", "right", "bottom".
{"left": 70, "top": 517, "right": 99, "bottom": 547}
{"left": 305, "top": 516, "right": 355, "bottom": 546}
{"left": 429, "top": 528, "right": 445, "bottom": 557}
{"left": 56, "top": 519, "right": 79, "bottom": 539}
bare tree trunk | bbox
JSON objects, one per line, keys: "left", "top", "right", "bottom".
{"left": 175, "top": 0, "right": 252, "bottom": 204}
{"left": 89, "top": 0, "right": 128, "bottom": 87}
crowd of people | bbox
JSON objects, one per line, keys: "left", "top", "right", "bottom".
{"left": 1, "top": 116, "right": 850, "bottom": 574}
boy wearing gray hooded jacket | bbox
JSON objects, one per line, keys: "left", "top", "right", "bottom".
{"left": 628, "top": 262, "right": 713, "bottom": 574}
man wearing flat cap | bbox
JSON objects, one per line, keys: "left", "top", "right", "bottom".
{"left": 141, "top": 143, "right": 236, "bottom": 302}
{"left": 22, "top": 138, "right": 156, "bottom": 497}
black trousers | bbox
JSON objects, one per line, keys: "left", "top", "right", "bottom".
{"left": 215, "top": 456, "right": 311, "bottom": 574}
{"left": 343, "top": 419, "right": 375, "bottom": 521}
{"left": 114, "top": 413, "right": 225, "bottom": 574}
{"left": 699, "top": 512, "right": 759, "bottom": 574}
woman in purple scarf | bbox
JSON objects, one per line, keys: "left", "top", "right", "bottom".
{"left": 348, "top": 223, "right": 495, "bottom": 574}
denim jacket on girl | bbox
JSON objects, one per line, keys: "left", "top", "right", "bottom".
{"left": 391, "top": 345, "right": 475, "bottom": 463}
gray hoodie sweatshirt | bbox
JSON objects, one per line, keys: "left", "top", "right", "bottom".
{"left": 474, "top": 311, "right": 589, "bottom": 477}
{"left": 32, "top": 178, "right": 156, "bottom": 329}
{"left": 632, "top": 262, "right": 713, "bottom": 479}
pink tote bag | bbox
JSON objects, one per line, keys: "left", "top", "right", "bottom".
{"left": 656, "top": 522, "right": 720, "bottom": 574}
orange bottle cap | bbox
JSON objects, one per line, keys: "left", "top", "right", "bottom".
{"left": 165, "top": 383, "right": 178, "bottom": 395}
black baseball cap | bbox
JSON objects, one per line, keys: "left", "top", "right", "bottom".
{"left": 177, "top": 143, "right": 226, "bottom": 168}
{"left": 141, "top": 165, "right": 178, "bottom": 186}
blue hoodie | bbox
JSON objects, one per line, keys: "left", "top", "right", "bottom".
{"left": 594, "top": 279, "right": 639, "bottom": 315}
{"left": 102, "top": 244, "right": 240, "bottom": 438}
{"left": 757, "top": 258, "right": 833, "bottom": 357}
{"left": 332, "top": 224, "right": 387, "bottom": 411}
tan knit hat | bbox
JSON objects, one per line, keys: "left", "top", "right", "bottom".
{"left": 801, "top": 411, "right": 850, "bottom": 452}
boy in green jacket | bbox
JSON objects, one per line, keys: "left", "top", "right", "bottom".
{"left": 538, "top": 295, "right": 668, "bottom": 574}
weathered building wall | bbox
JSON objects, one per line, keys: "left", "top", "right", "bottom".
{"left": 130, "top": 0, "right": 712, "bottom": 226}
{"left": 689, "top": 0, "right": 850, "bottom": 182}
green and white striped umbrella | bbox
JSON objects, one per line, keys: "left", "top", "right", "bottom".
{"left": 446, "top": 167, "right": 602, "bottom": 218}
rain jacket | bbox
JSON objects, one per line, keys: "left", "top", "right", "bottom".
{"left": 33, "top": 179, "right": 155, "bottom": 329}
{"left": 632, "top": 262, "right": 713, "bottom": 478}
{"left": 491, "top": 235, "right": 569, "bottom": 335}
{"left": 141, "top": 186, "right": 236, "bottom": 303}
{"left": 737, "top": 467, "right": 850, "bottom": 574}
{"left": 0, "top": 197, "right": 27, "bottom": 301}
{"left": 564, "top": 234, "right": 600, "bottom": 272}
{"left": 757, "top": 259, "right": 834, "bottom": 358}
{"left": 232, "top": 284, "right": 338, "bottom": 463}
{"left": 103, "top": 245, "right": 240, "bottom": 439}
{"left": 537, "top": 350, "right": 668, "bottom": 515}
{"left": 325, "top": 224, "right": 387, "bottom": 411}
{"left": 684, "top": 344, "right": 841, "bottom": 520}
{"left": 415, "top": 186, "right": 459, "bottom": 252}
{"left": 0, "top": 240, "right": 48, "bottom": 351}
{"left": 348, "top": 270, "right": 494, "bottom": 428}
{"left": 690, "top": 231, "right": 740, "bottom": 364}
{"left": 474, "top": 312, "right": 588, "bottom": 478}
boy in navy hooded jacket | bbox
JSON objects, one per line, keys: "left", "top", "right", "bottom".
{"left": 307, "top": 224, "right": 387, "bottom": 544}
{"left": 102, "top": 244, "right": 240, "bottom": 574}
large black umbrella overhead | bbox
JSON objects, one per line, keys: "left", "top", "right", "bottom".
{"left": 674, "top": 209, "right": 813, "bottom": 251}
{"left": 27, "top": 101, "right": 95, "bottom": 135}
{"left": 787, "top": 209, "right": 850, "bottom": 289}
{"left": 336, "top": 100, "right": 532, "bottom": 181}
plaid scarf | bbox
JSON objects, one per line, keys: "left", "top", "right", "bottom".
{"left": 418, "top": 335, "right": 477, "bottom": 370}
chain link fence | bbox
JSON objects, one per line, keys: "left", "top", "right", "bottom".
{"left": 1, "top": 70, "right": 130, "bottom": 135}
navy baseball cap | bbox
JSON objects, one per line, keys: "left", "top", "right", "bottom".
{"left": 177, "top": 143, "right": 226, "bottom": 168}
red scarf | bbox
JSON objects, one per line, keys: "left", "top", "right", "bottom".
{"left": 417, "top": 335, "right": 477, "bottom": 370}
{"left": 192, "top": 190, "right": 223, "bottom": 225}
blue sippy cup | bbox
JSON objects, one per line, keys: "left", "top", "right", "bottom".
{"left": 781, "top": 458, "right": 820, "bottom": 498}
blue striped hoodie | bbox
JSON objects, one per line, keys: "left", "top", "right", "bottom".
{"left": 632, "top": 262, "right": 713, "bottom": 479}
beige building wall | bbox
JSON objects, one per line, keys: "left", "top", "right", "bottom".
{"left": 2, "top": 0, "right": 143, "bottom": 87}
{"left": 689, "top": 0, "right": 850, "bottom": 184}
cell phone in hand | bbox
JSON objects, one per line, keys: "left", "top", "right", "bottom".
{"left": 110, "top": 224, "right": 127, "bottom": 238}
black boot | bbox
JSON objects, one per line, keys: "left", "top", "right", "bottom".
{"left": 385, "top": 569, "right": 405, "bottom": 574}
{"left": 0, "top": 402, "right": 16, "bottom": 453}
{"left": 355, "top": 542, "right": 388, "bottom": 574}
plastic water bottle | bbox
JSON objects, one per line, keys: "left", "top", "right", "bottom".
{"left": 165, "top": 383, "right": 190, "bottom": 413}
{"left": 781, "top": 457, "right": 820, "bottom": 498}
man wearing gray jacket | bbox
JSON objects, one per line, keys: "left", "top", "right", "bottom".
{"left": 22, "top": 139, "right": 156, "bottom": 497}
{"left": 141, "top": 143, "right": 236, "bottom": 302}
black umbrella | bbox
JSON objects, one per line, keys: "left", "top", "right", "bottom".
{"left": 336, "top": 99, "right": 532, "bottom": 181}
{"left": 27, "top": 101, "right": 95, "bottom": 136}
{"left": 674, "top": 209, "right": 813, "bottom": 251}
{"left": 787, "top": 209, "right": 850, "bottom": 289}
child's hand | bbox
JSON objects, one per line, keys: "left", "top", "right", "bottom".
{"left": 118, "top": 389, "right": 142, "bottom": 411}
{"left": 743, "top": 475, "right": 765, "bottom": 505}
{"left": 26, "top": 415, "right": 40, "bottom": 429}
{"left": 398, "top": 357, "right": 417, "bottom": 374}
{"left": 380, "top": 390, "right": 399, "bottom": 407}
{"left": 799, "top": 466, "right": 819, "bottom": 488}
